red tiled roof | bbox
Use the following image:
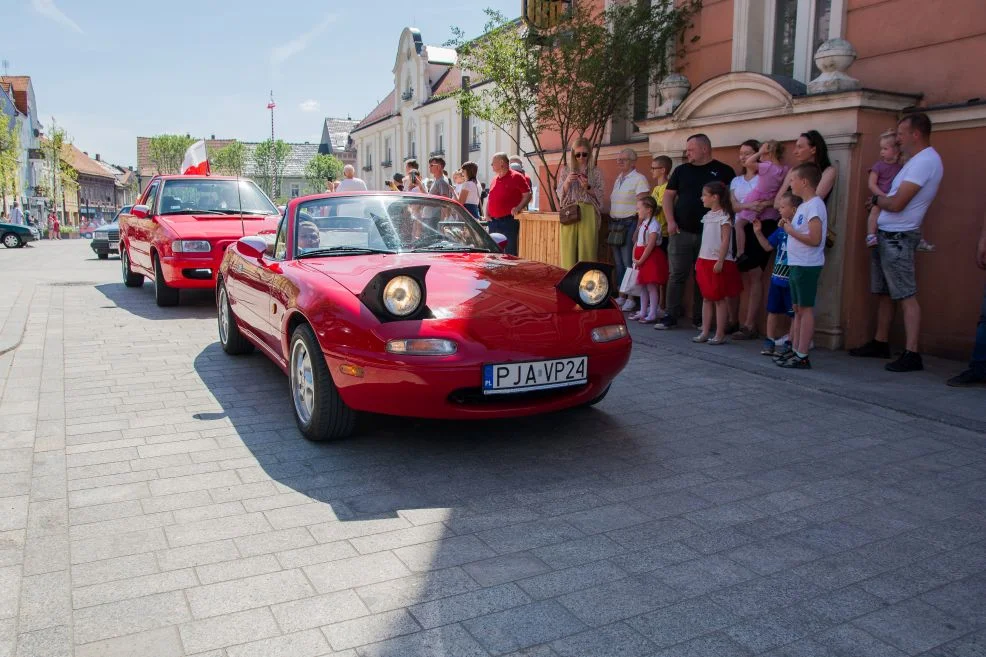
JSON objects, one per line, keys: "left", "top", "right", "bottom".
{"left": 0, "top": 76, "right": 31, "bottom": 115}
{"left": 136, "top": 137, "right": 235, "bottom": 176}
{"left": 62, "top": 143, "right": 117, "bottom": 180}
{"left": 352, "top": 90, "right": 397, "bottom": 132}
{"left": 430, "top": 68, "right": 462, "bottom": 99}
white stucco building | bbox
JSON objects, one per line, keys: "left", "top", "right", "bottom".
{"left": 0, "top": 76, "right": 44, "bottom": 221}
{"left": 350, "top": 28, "right": 536, "bottom": 199}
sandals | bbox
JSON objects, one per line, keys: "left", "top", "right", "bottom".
{"left": 692, "top": 334, "right": 709, "bottom": 343}
{"left": 707, "top": 336, "right": 729, "bottom": 345}
{"left": 628, "top": 312, "right": 642, "bottom": 321}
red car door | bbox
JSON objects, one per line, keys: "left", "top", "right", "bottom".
{"left": 226, "top": 216, "right": 284, "bottom": 349}
{"left": 130, "top": 179, "right": 160, "bottom": 272}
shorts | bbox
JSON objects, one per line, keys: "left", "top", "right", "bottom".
{"left": 789, "top": 265, "right": 823, "bottom": 308}
{"left": 870, "top": 229, "right": 920, "bottom": 300}
{"left": 695, "top": 258, "right": 743, "bottom": 302}
{"left": 739, "top": 220, "right": 777, "bottom": 271}
{"left": 766, "top": 281, "right": 794, "bottom": 316}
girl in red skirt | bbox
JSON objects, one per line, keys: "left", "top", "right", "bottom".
{"left": 694, "top": 181, "right": 743, "bottom": 344}
{"left": 629, "top": 196, "right": 669, "bottom": 323}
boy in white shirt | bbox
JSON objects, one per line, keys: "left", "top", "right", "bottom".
{"left": 776, "top": 163, "right": 827, "bottom": 370}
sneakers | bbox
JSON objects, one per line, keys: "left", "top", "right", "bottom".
{"left": 760, "top": 339, "right": 776, "bottom": 356}
{"left": 849, "top": 339, "right": 891, "bottom": 359}
{"left": 886, "top": 350, "right": 924, "bottom": 372}
{"left": 778, "top": 354, "right": 812, "bottom": 369}
{"left": 620, "top": 298, "right": 637, "bottom": 312}
{"left": 654, "top": 317, "right": 677, "bottom": 330}
{"left": 947, "top": 369, "right": 986, "bottom": 387}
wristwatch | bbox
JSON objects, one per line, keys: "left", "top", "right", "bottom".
{"left": 871, "top": 194, "right": 880, "bottom": 208}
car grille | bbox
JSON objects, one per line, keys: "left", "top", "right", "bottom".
{"left": 106, "top": 230, "right": 119, "bottom": 242}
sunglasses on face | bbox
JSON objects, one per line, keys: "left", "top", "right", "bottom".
{"left": 573, "top": 152, "right": 589, "bottom": 159}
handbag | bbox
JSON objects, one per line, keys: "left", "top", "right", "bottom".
{"left": 607, "top": 219, "right": 628, "bottom": 247}
{"left": 619, "top": 267, "right": 641, "bottom": 296}
{"left": 560, "top": 203, "right": 581, "bottom": 225}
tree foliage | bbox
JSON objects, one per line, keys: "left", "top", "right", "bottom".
{"left": 450, "top": 2, "right": 699, "bottom": 210}
{"left": 148, "top": 134, "right": 195, "bottom": 175}
{"left": 253, "top": 139, "right": 292, "bottom": 199}
{"left": 39, "top": 120, "right": 78, "bottom": 219}
{"left": 211, "top": 142, "right": 246, "bottom": 177}
{"left": 0, "top": 113, "right": 20, "bottom": 210}
{"left": 304, "top": 153, "right": 344, "bottom": 193}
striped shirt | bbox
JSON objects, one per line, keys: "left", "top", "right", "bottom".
{"left": 609, "top": 169, "right": 650, "bottom": 218}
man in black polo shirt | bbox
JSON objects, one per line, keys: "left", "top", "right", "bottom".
{"left": 656, "top": 133, "right": 736, "bottom": 330}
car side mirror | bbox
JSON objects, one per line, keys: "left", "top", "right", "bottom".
{"left": 130, "top": 205, "right": 149, "bottom": 219}
{"left": 237, "top": 236, "right": 268, "bottom": 260}
{"left": 490, "top": 232, "right": 508, "bottom": 253}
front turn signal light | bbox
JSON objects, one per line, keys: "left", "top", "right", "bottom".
{"left": 591, "top": 325, "right": 628, "bottom": 343}
{"left": 386, "top": 339, "right": 457, "bottom": 355}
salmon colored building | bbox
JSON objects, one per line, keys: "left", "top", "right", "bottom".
{"left": 530, "top": 0, "right": 986, "bottom": 359}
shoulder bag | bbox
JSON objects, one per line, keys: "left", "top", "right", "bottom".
{"left": 560, "top": 203, "right": 581, "bottom": 225}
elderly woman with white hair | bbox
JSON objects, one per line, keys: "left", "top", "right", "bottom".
{"left": 609, "top": 148, "right": 652, "bottom": 312}
{"left": 335, "top": 164, "right": 368, "bottom": 192}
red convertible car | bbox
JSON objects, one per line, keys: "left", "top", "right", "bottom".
{"left": 119, "top": 175, "right": 281, "bottom": 306}
{"left": 217, "top": 192, "right": 632, "bottom": 440}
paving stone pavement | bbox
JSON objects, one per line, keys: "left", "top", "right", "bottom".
{"left": 1, "top": 240, "right": 985, "bottom": 657}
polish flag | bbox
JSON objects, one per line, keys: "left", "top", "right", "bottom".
{"left": 180, "top": 140, "right": 210, "bottom": 175}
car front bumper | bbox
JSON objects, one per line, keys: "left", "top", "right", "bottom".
{"left": 323, "top": 314, "right": 632, "bottom": 420}
{"left": 90, "top": 239, "right": 118, "bottom": 255}
{"left": 159, "top": 254, "right": 221, "bottom": 289}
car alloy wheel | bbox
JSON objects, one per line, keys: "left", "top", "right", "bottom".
{"left": 121, "top": 248, "right": 143, "bottom": 287}
{"left": 288, "top": 324, "right": 355, "bottom": 441}
{"left": 291, "top": 338, "right": 316, "bottom": 426}
{"left": 2, "top": 233, "right": 22, "bottom": 248}
{"left": 217, "top": 283, "right": 253, "bottom": 355}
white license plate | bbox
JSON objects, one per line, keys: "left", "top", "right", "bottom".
{"left": 483, "top": 357, "right": 587, "bottom": 395}
{"left": 109, "top": 244, "right": 118, "bottom": 252}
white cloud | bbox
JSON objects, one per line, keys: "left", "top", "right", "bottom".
{"left": 299, "top": 99, "right": 320, "bottom": 113}
{"left": 270, "top": 13, "right": 336, "bottom": 69}
{"left": 31, "top": 0, "right": 84, "bottom": 34}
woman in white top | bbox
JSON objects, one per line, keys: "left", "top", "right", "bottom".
{"left": 457, "top": 162, "right": 482, "bottom": 219}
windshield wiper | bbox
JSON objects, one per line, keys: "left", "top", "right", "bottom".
{"left": 164, "top": 209, "right": 226, "bottom": 215}
{"left": 297, "top": 246, "right": 396, "bottom": 258}
{"left": 410, "top": 244, "right": 492, "bottom": 253}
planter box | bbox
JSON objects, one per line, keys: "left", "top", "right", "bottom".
{"left": 517, "top": 211, "right": 615, "bottom": 267}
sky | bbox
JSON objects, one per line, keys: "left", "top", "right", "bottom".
{"left": 1, "top": 0, "right": 521, "bottom": 168}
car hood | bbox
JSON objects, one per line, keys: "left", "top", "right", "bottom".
{"left": 0, "top": 222, "right": 31, "bottom": 232}
{"left": 93, "top": 222, "right": 119, "bottom": 232}
{"left": 158, "top": 213, "right": 280, "bottom": 239}
{"left": 301, "top": 253, "right": 580, "bottom": 317}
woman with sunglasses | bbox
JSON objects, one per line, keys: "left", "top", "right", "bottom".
{"left": 556, "top": 137, "right": 604, "bottom": 269}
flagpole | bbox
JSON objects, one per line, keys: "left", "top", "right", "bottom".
{"left": 268, "top": 90, "right": 277, "bottom": 199}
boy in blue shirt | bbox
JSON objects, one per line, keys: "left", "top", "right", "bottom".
{"left": 753, "top": 192, "right": 801, "bottom": 356}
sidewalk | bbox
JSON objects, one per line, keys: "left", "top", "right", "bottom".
{"left": 626, "top": 318, "right": 986, "bottom": 434}
{"left": 0, "top": 283, "right": 35, "bottom": 356}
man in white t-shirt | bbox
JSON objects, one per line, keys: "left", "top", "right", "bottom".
{"left": 610, "top": 148, "right": 652, "bottom": 311}
{"left": 335, "top": 165, "right": 368, "bottom": 192}
{"left": 851, "top": 113, "right": 944, "bottom": 373}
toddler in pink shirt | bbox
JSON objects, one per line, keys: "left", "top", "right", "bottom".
{"left": 735, "top": 141, "right": 787, "bottom": 262}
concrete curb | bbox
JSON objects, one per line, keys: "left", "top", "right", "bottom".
{"left": 0, "top": 283, "right": 35, "bottom": 356}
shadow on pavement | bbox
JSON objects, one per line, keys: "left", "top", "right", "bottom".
{"left": 95, "top": 282, "right": 217, "bottom": 321}
{"left": 191, "top": 340, "right": 634, "bottom": 523}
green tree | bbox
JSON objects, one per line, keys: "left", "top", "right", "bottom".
{"left": 148, "top": 134, "right": 195, "bottom": 175}
{"left": 304, "top": 153, "right": 344, "bottom": 193}
{"left": 450, "top": 2, "right": 698, "bottom": 210}
{"left": 211, "top": 142, "right": 246, "bottom": 177}
{"left": 39, "top": 119, "right": 78, "bottom": 223}
{"left": 253, "top": 139, "right": 291, "bottom": 199}
{"left": 0, "top": 113, "right": 20, "bottom": 212}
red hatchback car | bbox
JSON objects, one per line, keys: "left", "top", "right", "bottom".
{"left": 119, "top": 175, "right": 281, "bottom": 305}
{"left": 217, "top": 191, "right": 632, "bottom": 440}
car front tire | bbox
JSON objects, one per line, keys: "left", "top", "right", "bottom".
{"left": 153, "top": 254, "right": 179, "bottom": 307}
{"left": 121, "top": 246, "right": 144, "bottom": 287}
{"left": 289, "top": 323, "right": 355, "bottom": 441}
{"left": 97, "top": 253, "right": 109, "bottom": 260}
{"left": 218, "top": 281, "right": 253, "bottom": 355}
{"left": 2, "top": 232, "right": 22, "bottom": 248}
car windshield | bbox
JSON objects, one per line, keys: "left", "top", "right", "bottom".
{"left": 293, "top": 195, "right": 498, "bottom": 257}
{"left": 158, "top": 179, "right": 277, "bottom": 216}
